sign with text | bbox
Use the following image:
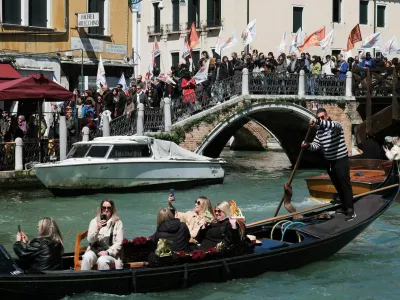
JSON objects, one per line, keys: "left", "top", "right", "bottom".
{"left": 71, "top": 37, "right": 104, "bottom": 53}
{"left": 77, "top": 13, "right": 100, "bottom": 28}
{"left": 106, "top": 44, "right": 128, "bottom": 55}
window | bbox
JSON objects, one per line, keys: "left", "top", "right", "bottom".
{"left": 192, "top": 50, "right": 200, "bottom": 72}
{"left": 377, "top": 5, "right": 385, "bottom": 28}
{"left": 332, "top": 49, "right": 341, "bottom": 59}
{"left": 2, "top": 0, "right": 21, "bottom": 24}
{"left": 153, "top": 2, "right": 161, "bottom": 33}
{"left": 155, "top": 56, "right": 161, "bottom": 70}
{"left": 332, "top": 0, "right": 342, "bottom": 23}
{"left": 293, "top": 6, "right": 303, "bottom": 33}
{"left": 88, "top": 0, "right": 104, "bottom": 35}
{"left": 29, "top": 0, "right": 47, "bottom": 27}
{"left": 207, "top": 0, "right": 221, "bottom": 27}
{"left": 86, "top": 146, "right": 110, "bottom": 158}
{"left": 171, "top": 52, "right": 179, "bottom": 69}
{"left": 172, "top": 0, "right": 180, "bottom": 31}
{"left": 109, "top": 145, "right": 152, "bottom": 158}
{"left": 359, "top": 0, "right": 368, "bottom": 25}
{"left": 188, "top": 0, "right": 200, "bottom": 28}
{"left": 68, "top": 145, "right": 90, "bottom": 158}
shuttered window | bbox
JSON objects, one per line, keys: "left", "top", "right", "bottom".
{"left": 207, "top": 0, "right": 221, "bottom": 27}
{"left": 377, "top": 5, "right": 385, "bottom": 28}
{"left": 359, "top": 0, "right": 368, "bottom": 25}
{"left": 172, "top": 0, "right": 180, "bottom": 31}
{"left": 155, "top": 56, "right": 161, "bottom": 70}
{"left": 88, "top": 0, "right": 105, "bottom": 35}
{"left": 153, "top": 2, "right": 161, "bottom": 33}
{"left": 192, "top": 50, "right": 200, "bottom": 72}
{"left": 188, "top": 0, "right": 200, "bottom": 28}
{"left": 292, "top": 6, "right": 303, "bottom": 33}
{"left": 3, "top": 0, "right": 21, "bottom": 25}
{"left": 171, "top": 52, "right": 179, "bottom": 68}
{"left": 29, "top": 0, "right": 47, "bottom": 27}
{"left": 332, "top": 0, "right": 342, "bottom": 23}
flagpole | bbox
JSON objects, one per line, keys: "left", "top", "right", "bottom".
{"left": 246, "top": 0, "right": 249, "bottom": 54}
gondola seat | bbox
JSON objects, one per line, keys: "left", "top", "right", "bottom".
{"left": 74, "top": 230, "right": 98, "bottom": 270}
{"left": 253, "top": 239, "right": 288, "bottom": 253}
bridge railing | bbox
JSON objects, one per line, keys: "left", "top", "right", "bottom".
{"left": 305, "top": 74, "right": 346, "bottom": 96}
{"left": 109, "top": 113, "right": 138, "bottom": 136}
{"left": 249, "top": 71, "right": 299, "bottom": 95}
{"left": 144, "top": 107, "right": 164, "bottom": 132}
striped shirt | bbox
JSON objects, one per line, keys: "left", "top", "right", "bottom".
{"left": 309, "top": 119, "right": 348, "bottom": 161}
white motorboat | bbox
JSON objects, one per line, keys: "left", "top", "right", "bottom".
{"left": 34, "top": 136, "right": 225, "bottom": 195}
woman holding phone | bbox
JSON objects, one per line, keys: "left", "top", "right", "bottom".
{"left": 13, "top": 217, "right": 64, "bottom": 271}
{"left": 168, "top": 193, "right": 214, "bottom": 240}
{"left": 81, "top": 199, "right": 124, "bottom": 270}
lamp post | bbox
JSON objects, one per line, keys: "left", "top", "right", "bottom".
{"left": 246, "top": 0, "right": 249, "bottom": 54}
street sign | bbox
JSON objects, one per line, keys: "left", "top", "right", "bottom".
{"left": 77, "top": 13, "right": 100, "bottom": 28}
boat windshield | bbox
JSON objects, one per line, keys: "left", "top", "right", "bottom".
{"left": 108, "top": 144, "right": 152, "bottom": 158}
{"left": 67, "top": 145, "right": 90, "bottom": 158}
{"left": 86, "top": 145, "right": 110, "bottom": 158}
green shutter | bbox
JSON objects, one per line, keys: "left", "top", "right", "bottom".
{"left": 29, "top": 0, "right": 47, "bottom": 27}
{"left": 377, "top": 5, "right": 385, "bottom": 27}
{"left": 154, "top": 3, "right": 161, "bottom": 33}
{"left": 155, "top": 56, "right": 161, "bottom": 70}
{"left": 207, "top": 0, "right": 214, "bottom": 27}
{"left": 332, "top": 0, "right": 340, "bottom": 23}
{"left": 171, "top": 53, "right": 179, "bottom": 68}
{"left": 172, "top": 0, "right": 180, "bottom": 31}
{"left": 293, "top": 7, "right": 303, "bottom": 33}
{"left": 359, "top": 1, "right": 368, "bottom": 25}
{"left": 188, "top": 0, "right": 194, "bottom": 27}
{"left": 3, "top": 0, "right": 21, "bottom": 24}
{"left": 88, "top": 0, "right": 105, "bottom": 35}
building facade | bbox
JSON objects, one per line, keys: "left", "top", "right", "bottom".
{"left": 137, "top": 0, "right": 400, "bottom": 76}
{"left": 0, "top": 0, "right": 134, "bottom": 92}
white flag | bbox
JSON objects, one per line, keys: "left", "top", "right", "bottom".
{"left": 118, "top": 74, "right": 127, "bottom": 91}
{"left": 382, "top": 36, "right": 399, "bottom": 57}
{"left": 194, "top": 59, "right": 210, "bottom": 84}
{"left": 362, "top": 32, "right": 382, "bottom": 49}
{"left": 278, "top": 32, "right": 286, "bottom": 53}
{"left": 215, "top": 28, "right": 224, "bottom": 55}
{"left": 182, "top": 39, "right": 191, "bottom": 59}
{"left": 242, "top": 19, "right": 256, "bottom": 47}
{"left": 220, "top": 30, "right": 238, "bottom": 54}
{"left": 320, "top": 29, "right": 334, "bottom": 52}
{"left": 289, "top": 28, "right": 304, "bottom": 54}
{"left": 247, "top": 19, "right": 256, "bottom": 37}
{"left": 96, "top": 55, "right": 106, "bottom": 89}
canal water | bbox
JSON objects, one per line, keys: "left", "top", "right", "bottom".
{"left": 0, "top": 150, "right": 399, "bottom": 299}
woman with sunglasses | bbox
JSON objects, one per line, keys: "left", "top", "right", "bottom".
{"left": 168, "top": 195, "right": 214, "bottom": 240}
{"left": 81, "top": 199, "right": 124, "bottom": 270}
{"left": 195, "top": 201, "right": 240, "bottom": 251}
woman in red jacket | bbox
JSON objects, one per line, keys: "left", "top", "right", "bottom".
{"left": 181, "top": 70, "right": 196, "bottom": 114}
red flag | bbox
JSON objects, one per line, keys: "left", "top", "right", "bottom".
{"left": 153, "top": 37, "right": 160, "bottom": 57}
{"left": 298, "top": 27, "right": 325, "bottom": 52}
{"left": 346, "top": 24, "right": 362, "bottom": 51}
{"left": 188, "top": 22, "right": 200, "bottom": 49}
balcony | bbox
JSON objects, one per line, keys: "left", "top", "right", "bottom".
{"left": 165, "top": 23, "right": 182, "bottom": 34}
{"left": 205, "top": 19, "right": 223, "bottom": 30}
{"left": 147, "top": 25, "right": 163, "bottom": 36}
{"left": 185, "top": 21, "right": 201, "bottom": 31}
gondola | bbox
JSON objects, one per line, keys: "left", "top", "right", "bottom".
{"left": 0, "top": 162, "right": 398, "bottom": 300}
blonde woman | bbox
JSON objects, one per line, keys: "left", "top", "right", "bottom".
{"left": 384, "top": 136, "right": 400, "bottom": 161}
{"left": 195, "top": 201, "right": 240, "bottom": 251}
{"left": 14, "top": 217, "right": 64, "bottom": 271}
{"left": 81, "top": 199, "right": 124, "bottom": 270}
{"left": 168, "top": 195, "right": 214, "bottom": 239}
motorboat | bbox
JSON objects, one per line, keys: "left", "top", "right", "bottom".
{"left": 33, "top": 136, "right": 225, "bottom": 195}
{"left": 1, "top": 162, "right": 398, "bottom": 299}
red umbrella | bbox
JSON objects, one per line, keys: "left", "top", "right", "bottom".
{"left": 0, "top": 73, "right": 74, "bottom": 102}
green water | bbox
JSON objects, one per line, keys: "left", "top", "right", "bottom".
{"left": 1, "top": 150, "right": 399, "bottom": 300}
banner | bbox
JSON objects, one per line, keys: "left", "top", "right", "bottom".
{"left": 153, "top": 37, "right": 160, "bottom": 57}
{"left": 320, "top": 29, "right": 334, "bottom": 52}
{"left": 289, "top": 27, "right": 304, "bottom": 54}
{"left": 182, "top": 38, "right": 191, "bottom": 58}
{"left": 381, "top": 36, "right": 399, "bottom": 57}
{"left": 346, "top": 24, "right": 362, "bottom": 51}
{"left": 220, "top": 30, "right": 238, "bottom": 54}
{"left": 194, "top": 59, "right": 210, "bottom": 84}
{"left": 215, "top": 28, "right": 224, "bottom": 55}
{"left": 188, "top": 22, "right": 200, "bottom": 49}
{"left": 242, "top": 19, "right": 256, "bottom": 47}
{"left": 298, "top": 27, "right": 325, "bottom": 52}
{"left": 96, "top": 55, "right": 106, "bottom": 89}
{"left": 278, "top": 32, "right": 286, "bottom": 54}
{"left": 361, "top": 32, "right": 382, "bottom": 49}
{"left": 118, "top": 74, "right": 127, "bottom": 91}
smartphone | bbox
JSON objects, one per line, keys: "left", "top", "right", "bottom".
{"left": 101, "top": 214, "right": 107, "bottom": 221}
{"left": 169, "top": 188, "right": 175, "bottom": 197}
{"left": 18, "top": 225, "right": 21, "bottom": 233}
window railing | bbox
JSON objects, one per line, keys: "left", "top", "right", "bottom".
{"left": 165, "top": 23, "right": 182, "bottom": 33}
{"left": 147, "top": 25, "right": 163, "bottom": 35}
{"left": 205, "top": 19, "right": 222, "bottom": 29}
{"left": 185, "top": 21, "right": 201, "bottom": 31}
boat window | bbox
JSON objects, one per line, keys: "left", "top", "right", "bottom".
{"left": 67, "top": 145, "right": 90, "bottom": 158}
{"left": 108, "top": 144, "right": 152, "bottom": 158}
{"left": 86, "top": 146, "right": 110, "bottom": 158}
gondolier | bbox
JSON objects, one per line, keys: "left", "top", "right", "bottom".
{"left": 301, "top": 108, "right": 356, "bottom": 221}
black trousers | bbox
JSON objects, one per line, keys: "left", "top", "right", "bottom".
{"left": 327, "top": 157, "right": 354, "bottom": 211}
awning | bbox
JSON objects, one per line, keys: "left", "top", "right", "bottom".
{"left": 0, "top": 64, "right": 22, "bottom": 82}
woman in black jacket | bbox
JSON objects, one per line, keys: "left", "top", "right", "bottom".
{"left": 195, "top": 201, "right": 240, "bottom": 251}
{"left": 14, "top": 217, "right": 64, "bottom": 272}
{"left": 153, "top": 208, "right": 192, "bottom": 253}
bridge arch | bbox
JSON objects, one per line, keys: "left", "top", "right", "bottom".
{"left": 195, "top": 101, "right": 324, "bottom": 167}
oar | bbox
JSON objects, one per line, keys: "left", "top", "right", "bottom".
{"left": 249, "top": 183, "right": 399, "bottom": 227}
{"left": 273, "top": 127, "right": 313, "bottom": 217}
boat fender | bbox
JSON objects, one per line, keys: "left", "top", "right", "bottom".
{"left": 182, "top": 263, "right": 188, "bottom": 288}
{"left": 222, "top": 260, "right": 230, "bottom": 276}
{"left": 354, "top": 172, "right": 365, "bottom": 177}
{"left": 132, "top": 271, "right": 137, "bottom": 293}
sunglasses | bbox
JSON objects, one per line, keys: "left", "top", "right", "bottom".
{"left": 214, "top": 209, "right": 222, "bottom": 213}
{"left": 195, "top": 200, "right": 201, "bottom": 205}
{"left": 102, "top": 206, "right": 112, "bottom": 211}
{"left": 317, "top": 115, "right": 326, "bottom": 120}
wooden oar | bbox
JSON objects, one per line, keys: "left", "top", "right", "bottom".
{"left": 249, "top": 183, "right": 399, "bottom": 227}
{"left": 273, "top": 127, "right": 313, "bottom": 217}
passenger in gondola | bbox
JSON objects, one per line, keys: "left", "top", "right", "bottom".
{"left": 152, "top": 208, "right": 193, "bottom": 253}
{"left": 168, "top": 195, "right": 214, "bottom": 241}
{"left": 13, "top": 217, "right": 64, "bottom": 272}
{"left": 384, "top": 136, "right": 400, "bottom": 161}
{"left": 195, "top": 201, "right": 241, "bottom": 251}
{"left": 81, "top": 199, "right": 124, "bottom": 270}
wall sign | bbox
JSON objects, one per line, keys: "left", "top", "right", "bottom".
{"left": 106, "top": 44, "right": 128, "bottom": 55}
{"left": 71, "top": 37, "right": 104, "bottom": 53}
{"left": 77, "top": 13, "right": 100, "bottom": 28}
